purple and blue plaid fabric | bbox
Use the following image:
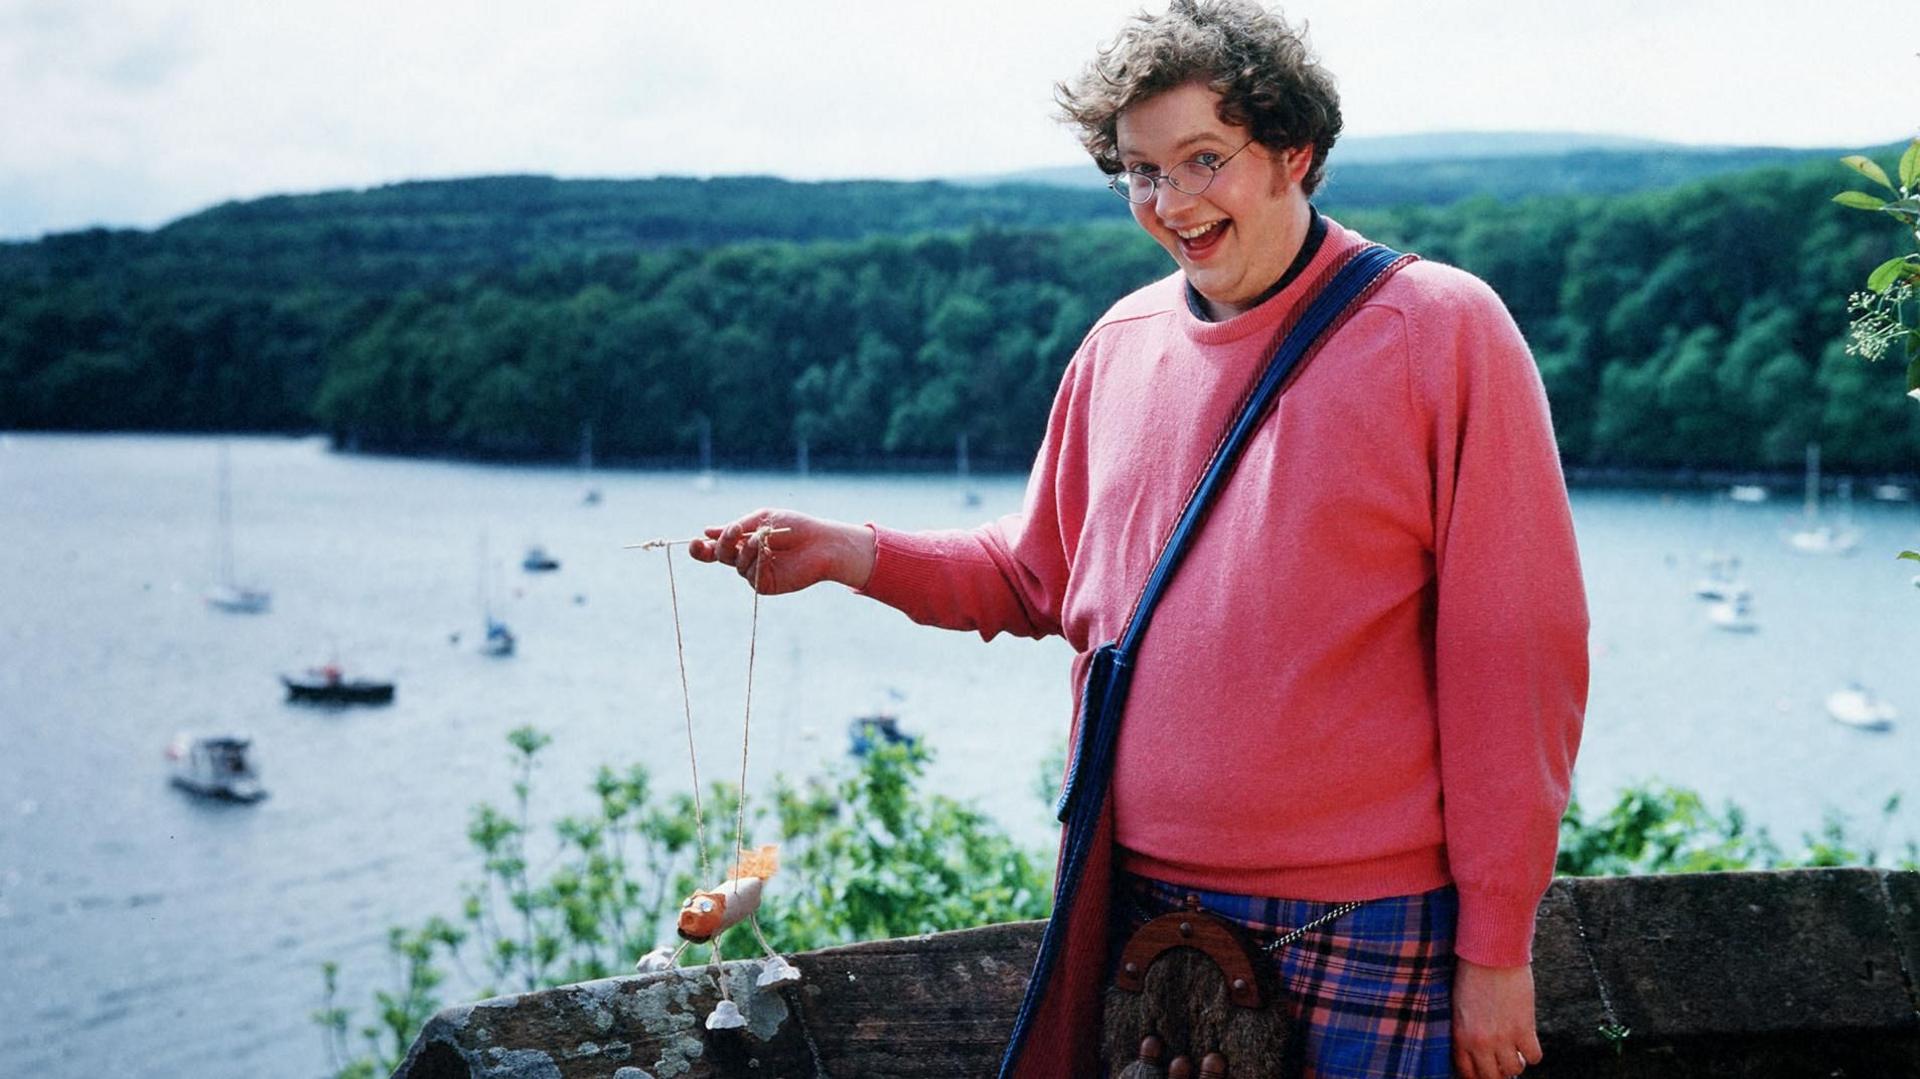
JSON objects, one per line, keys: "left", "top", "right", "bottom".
{"left": 1113, "top": 873, "right": 1457, "bottom": 1079}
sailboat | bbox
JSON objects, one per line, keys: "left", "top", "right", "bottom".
{"left": 957, "top": 431, "right": 981, "bottom": 508}
{"left": 693, "top": 415, "right": 717, "bottom": 492}
{"left": 476, "top": 536, "right": 515, "bottom": 658}
{"left": 205, "top": 443, "right": 271, "bottom": 614}
{"left": 1786, "top": 443, "right": 1859, "bottom": 555}
{"left": 579, "top": 422, "right": 602, "bottom": 506}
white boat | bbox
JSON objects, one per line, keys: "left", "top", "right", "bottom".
{"left": 1706, "top": 596, "right": 1757, "bottom": 633}
{"left": 1872, "top": 482, "right": 1913, "bottom": 502}
{"left": 1728, "top": 484, "right": 1770, "bottom": 503}
{"left": 204, "top": 444, "right": 271, "bottom": 613}
{"left": 167, "top": 734, "right": 267, "bottom": 802}
{"left": 1785, "top": 444, "right": 1860, "bottom": 555}
{"left": 1826, "top": 684, "right": 1896, "bottom": 731}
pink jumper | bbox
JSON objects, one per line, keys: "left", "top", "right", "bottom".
{"left": 859, "top": 219, "right": 1588, "bottom": 967}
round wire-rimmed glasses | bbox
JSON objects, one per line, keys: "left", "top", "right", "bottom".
{"left": 1108, "top": 139, "right": 1256, "bottom": 203}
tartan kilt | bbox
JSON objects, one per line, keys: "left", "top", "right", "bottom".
{"left": 1112, "top": 873, "right": 1458, "bottom": 1079}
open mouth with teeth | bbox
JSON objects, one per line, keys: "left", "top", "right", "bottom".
{"left": 1173, "top": 218, "right": 1229, "bottom": 258}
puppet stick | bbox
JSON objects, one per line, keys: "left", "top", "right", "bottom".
{"left": 624, "top": 528, "right": 791, "bottom": 551}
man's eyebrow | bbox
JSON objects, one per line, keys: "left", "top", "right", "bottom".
{"left": 1118, "top": 131, "right": 1233, "bottom": 165}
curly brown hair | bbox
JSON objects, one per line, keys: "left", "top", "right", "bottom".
{"left": 1056, "top": 0, "right": 1341, "bottom": 195}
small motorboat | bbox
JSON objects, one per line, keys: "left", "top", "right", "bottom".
{"left": 1706, "top": 596, "right": 1757, "bottom": 633}
{"left": 1692, "top": 579, "right": 1750, "bottom": 603}
{"left": 167, "top": 734, "right": 267, "bottom": 802}
{"left": 205, "top": 583, "right": 272, "bottom": 614}
{"left": 1691, "top": 553, "right": 1748, "bottom": 602}
{"left": 522, "top": 546, "right": 561, "bottom": 572}
{"left": 848, "top": 714, "right": 918, "bottom": 757}
{"left": 1786, "top": 523, "right": 1860, "bottom": 556}
{"left": 1826, "top": 684, "right": 1896, "bottom": 731}
{"left": 281, "top": 663, "right": 395, "bottom": 706}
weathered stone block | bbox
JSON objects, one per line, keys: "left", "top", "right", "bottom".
{"left": 393, "top": 871, "right": 1920, "bottom": 1078}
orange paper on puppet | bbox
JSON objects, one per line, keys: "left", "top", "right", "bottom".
{"left": 676, "top": 844, "right": 779, "bottom": 944}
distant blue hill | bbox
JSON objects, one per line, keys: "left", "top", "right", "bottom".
{"left": 977, "top": 131, "right": 1856, "bottom": 209}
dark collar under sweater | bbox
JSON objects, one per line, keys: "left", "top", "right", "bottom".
{"left": 1183, "top": 204, "right": 1327, "bottom": 321}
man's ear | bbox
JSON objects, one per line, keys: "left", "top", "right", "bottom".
{"left": 1284, "top": 144, "right": 1313, "bottom": 184}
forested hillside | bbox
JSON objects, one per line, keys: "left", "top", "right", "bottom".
{"left": 2, "top": 153, "right": 1915, "bottom": 472}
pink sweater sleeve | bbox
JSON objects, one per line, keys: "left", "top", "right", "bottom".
{"left": 857, "top": 358, "right": 1085, "bottom": 644}
{"left": 1417, "top": 274, "right": 1590, "bottom": 967}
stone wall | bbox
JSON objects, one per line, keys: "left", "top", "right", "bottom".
{"left": 393, "top": 868, "right": 1920, "bottom": 1078}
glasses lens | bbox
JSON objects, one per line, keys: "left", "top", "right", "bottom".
{"left": 1110, "top": 174, "right": 1150, "bottom": 203}
{"left": 1167, "top": 160, "right": 1216, "bottom": 196}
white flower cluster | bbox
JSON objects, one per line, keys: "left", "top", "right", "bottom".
{"left": 1845, "top": 281, "right": 1914, "bottom": 362}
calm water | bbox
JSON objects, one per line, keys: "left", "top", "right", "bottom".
{"left": 1, "top": 433, "right": 1915, "bottom": 1078}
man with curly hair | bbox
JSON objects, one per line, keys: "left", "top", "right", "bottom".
{"left": 695, "top": 3, "right": 1586, "bottom": 1076}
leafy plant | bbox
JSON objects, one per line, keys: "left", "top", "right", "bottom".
{"left": 1557, "top": 782, "right": 1917, "bottom": 877}
{"left": 315, "top": 729, "right": 1051, "bottom": 1077}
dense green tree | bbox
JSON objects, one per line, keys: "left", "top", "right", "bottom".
{"left": 5, "top": 152, "right": 1916, "bottom": 473}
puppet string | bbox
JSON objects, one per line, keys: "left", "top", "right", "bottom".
{"left": 662, "top": 548, "right": 711, "bottom": 883}
{"left": 731, "top": 534, "right": 768, "bottom": 874}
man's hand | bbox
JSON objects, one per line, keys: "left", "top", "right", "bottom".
{"left": 687, "top": 508, "right": 875, "bottom": 594}
{"left": 1452, "top": 958, "right": 1543, "bottom": 1079}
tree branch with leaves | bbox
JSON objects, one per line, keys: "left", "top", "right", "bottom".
{"left": 1834, "top": 140, "right": 1920, "bottom": 396}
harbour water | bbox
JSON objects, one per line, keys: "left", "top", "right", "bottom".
{"left": 1, "top": 433, "right": 1915, "bottom": 1077}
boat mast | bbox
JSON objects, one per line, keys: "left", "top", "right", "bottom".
{"left": 215, "top": 443, "right": 235, "bottom": 587}
{"left": 1804, "top": 441, "right": 1822, "bottom": 521}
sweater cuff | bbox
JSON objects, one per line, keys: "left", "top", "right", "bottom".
{"left": 1453, "top": 887, "right": 1541, "bottom": 968}
{"left": 855, "top": 524, "right": 945, "bottom": 609}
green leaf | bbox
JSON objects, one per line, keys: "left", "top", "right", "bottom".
{"left": 1898, "top": 550, "right": 1920, "bottom": 563}
{"left": 1867, "top": 255, "right": 1914, "bottom": 292}
{"left": 1843, "top": 154, "right": 1894, "bottom": 191}
{"left": 1901, "top": 139, "right": 1920, "bottom": 190}
{"left": 1833, "top": 191, "right": 1888, "bottom": 211}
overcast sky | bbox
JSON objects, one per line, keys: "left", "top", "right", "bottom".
{"left": 3, "top": 0, "right": 1916, "bottom": 240}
